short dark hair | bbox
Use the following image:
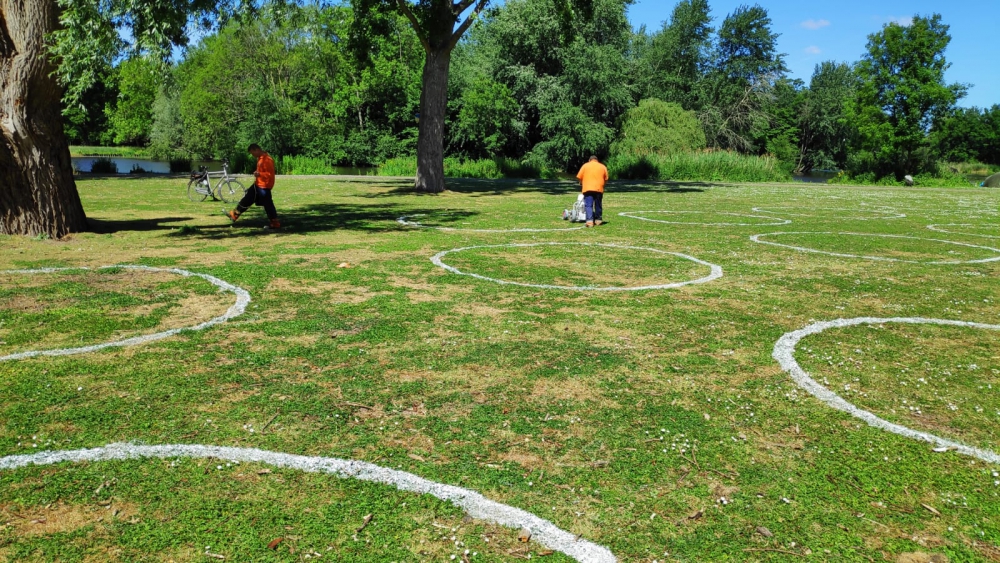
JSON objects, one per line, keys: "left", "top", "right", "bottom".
{"left": 589, "top": 155, "right": 598, "bottom": 161}
{"left": 247, "top": 143, "right": 262, "bottom": 152}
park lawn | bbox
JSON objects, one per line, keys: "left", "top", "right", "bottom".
{"left": 1, "top": 175, "right": 999, "bottom": 562}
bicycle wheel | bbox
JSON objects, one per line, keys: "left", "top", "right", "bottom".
{"left": 218, "top": 179, "right": 245, "bottom": 203}
{"left": 187, "top": 177, "right": 210, "bottom": 202}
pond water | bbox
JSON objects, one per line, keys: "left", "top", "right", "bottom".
{"left": 72, "top": 157, "right": 221, "bottom": 175}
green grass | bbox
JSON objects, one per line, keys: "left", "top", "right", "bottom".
{"left": 1, "top": 175, "right": 1000, "bottom": 561}
{"left": 607, "top": 150, "right": 793, "bottom": 183}
{"left": 69, "top": 146, "right": 150, "bottom": 158}
{"left": 274, "top": 155, "right": 338, "bottom": 175}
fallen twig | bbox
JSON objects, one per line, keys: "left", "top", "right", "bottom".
{"left": 261, "top": 411, "right": 281, "bottom": 433}
{"left": 743, "top": 548, "right": 805, "bottom": 557}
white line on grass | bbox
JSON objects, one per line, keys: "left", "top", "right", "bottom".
{"left": 773, "top": 317, "right": 1000, "bottom": 465}
{"left": 749, "top": 232, "right": 1000, "bottom": 264}
{"left": 398, "top": 215, "right": 585, "bottom": 233}
{"left": 618, "top": 210, "right": 791, "bottom": 226}
{"left": 0, "top": 443, "right": 617, "bottom": 563}
{"left": 752, "top": 207, "right": 906, "bottom": 220}
{"left": 0, "top": 265, "right": 250, "bottom": 362}
{"left": 927, "top": 224, "right": 1000, "bottom": 239}
{"left": 431, "top": 242, "right": 723, "bottom": 291}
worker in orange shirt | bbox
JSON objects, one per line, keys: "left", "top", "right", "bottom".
{"left": 576, "top": 155, "right": 608, "bottom": 227}
{"left": 225, "top": 143, "right": 280, "bottom": 230}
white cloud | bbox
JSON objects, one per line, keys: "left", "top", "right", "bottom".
{"left": 801, "top": 19, "right": 831, "bottom": 30}
{"left": 805, "top": 46, "right": 822, "bottom": 55}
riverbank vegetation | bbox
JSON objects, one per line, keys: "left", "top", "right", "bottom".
{"left": 64, "top": 0, "right": 998, "bottom": 185}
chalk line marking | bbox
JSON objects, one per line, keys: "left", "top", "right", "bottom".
{"left": 927, "top": 224, "right": 1000, "bottom": 240}
{"left": 0, "top": 265, "right": 251, "bottom": 362}
{"left": 773, "top": 317, "right": 1000, "bottom": 465}
{"left": 749, "top": 232, "right": 1000, "bottom": 264}
{"left": 618, "top": 210, "right": 791, "bottom": 226}
{"left": 431, "top": 242, "right": 722, "bottom": 291}
{"left": 398, "top": 215, "right": 584, "bottom": 233}
{"left": 752, "top": 207, "right": 906, "bottom": 220}
{"left": 0, "top": 443, "right": 616, "bottom": 563}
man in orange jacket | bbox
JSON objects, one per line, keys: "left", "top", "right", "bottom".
{"left": 225, "top": 144, "right": 280, "bottom": 229}
{"left": 576, "top": 155, "right": 608, "bottom": 227}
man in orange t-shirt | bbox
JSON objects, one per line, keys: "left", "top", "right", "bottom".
{"left": 225, "top": 143, "right": 281, "bottom": 229}
{"left": 576, "top": 155, "right": 608, "bottom": 227}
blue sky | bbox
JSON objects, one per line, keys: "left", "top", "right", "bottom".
{"left": 627, "top": 0, "right": 998, "bottom": 109}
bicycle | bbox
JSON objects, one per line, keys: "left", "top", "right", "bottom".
{"left": 187, "top": 159, "right": 246, "bottom": 204}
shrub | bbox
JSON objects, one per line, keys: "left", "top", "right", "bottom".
{"left": 611, "top": 99, "right": 706, "bottom": 157}
{"left": 606, "top": 151, "right": 792, "bottom": 183}
{"left": 275, "top": 155, "right": 336, "bottom": 175}
{"left": 378, "top": 157, "right": 549, "bottom": 179}
{"left": 89, "top": 157, "right": 118, "bottom": 174}
{"left": 129, "top": 164, "right": 148, "bottom": 174}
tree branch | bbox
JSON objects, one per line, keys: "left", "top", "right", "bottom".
{"left": 396, "top": 0, "right": 431, "bottom": 52}
{"left": 448, "top": 0, "right": 490, "bottom": 50}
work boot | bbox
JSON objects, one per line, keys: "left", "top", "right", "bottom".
{"left": 224, "top": 209, "right": 240, "bottom": 222}
{"left": 585, "top": 221, "right": 594, "bottom": 228}
{"left": 264, "top": 219, "right": 281, "bottom": 230}
{"left": 595, "top": 219, "right": 603, "bottom": 226}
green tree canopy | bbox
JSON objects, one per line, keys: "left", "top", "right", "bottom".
{"left": 611, "top": 98, "right": 705, "bottom": 156}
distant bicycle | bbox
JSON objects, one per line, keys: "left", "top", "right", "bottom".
{"left": 187, "top": 159, "right": 245, "bottom": 203}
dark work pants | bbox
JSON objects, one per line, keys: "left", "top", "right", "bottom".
{"left": 583, "top": 191, "right": 603, "bottom": 222}
{"left": 237, "top": 186, "right": 277, "bottom": 220}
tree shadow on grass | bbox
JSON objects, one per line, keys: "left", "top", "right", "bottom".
{"left": 356, "top": 177, "right": 710, "bottom": 198}
{"left": 88, "top": 217, "right": 195, "bottom": 233}
{"left": 161, "top": 203, "right": 479, "bottom": 239}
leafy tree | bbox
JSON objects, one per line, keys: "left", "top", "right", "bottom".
{"left": 105, "top": 56, "right": 161, "bottom": 146}
{"left": 931, "top": 106, "right": 1000, "bottom": 166}
{"left": 795, "top": 61, "right": 856, "bottom": 172}
{"left": 611, "top": 98, "right": 705, "bottom": 156}
{"left": 700, "top": 4, "right": 786, "bottom": 152}
{"left": 350, "top": 0, "right": 596, "bottom": 192}
{"left": 1, "top": 0, "right": 237, "bottom": 237}
{"left": 450, "top": 78, "right": 521, "bottom": 158}
{"left": 850, "top": 14, "right": 966, "bottom": 179}
{"left": 148, "top": 76, "right": 185, "bottom": 160}
{"left": 636, "top": 0, "right": 712, "bottom": 110}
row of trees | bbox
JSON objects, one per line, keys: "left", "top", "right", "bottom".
{"left": 82, "top": 0, "right": 997, "bottom": 181}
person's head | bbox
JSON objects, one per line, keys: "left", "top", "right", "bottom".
{"left": 589, "top": 155, "right": 599, "bottom": 162}
{"left": 248, "top": 143, "right": 263, "bottom": 158}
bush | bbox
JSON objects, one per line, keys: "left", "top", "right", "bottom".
{"left": 611, "top": 99, "right": 706, "bottom": 157}
{"left": 89, "top": 157, "right": 118, "bottom": 174}
{"left": 606, "top": 151, "right": 792, "bottom": 183}
{"left": 275, "top": 155, "right": 336, "bottom": 175}
{"left": 377, "top": 157, "right": 551, "bottom": 179}
{"left": 129, "top": 164, "right": 148, "bottom": 174}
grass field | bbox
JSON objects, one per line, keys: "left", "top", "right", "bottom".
{"left": 1, "top": 176, "right": 999, "bottom": 562}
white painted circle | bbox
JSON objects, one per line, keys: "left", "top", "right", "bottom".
{"left": 752, "top": 207, "right": 906, "bottom": 220}
{"left": 0, "top": 265, "right": 251, "bottom": 362}
{"left": 431, "top": 242, "right": 722, "bottom": 291}
{"left": 773, "top": 317, "right": 1000, "bottom": 464}
{"left": 749, "top": 232, "right": 1000, "bottom": 264}
{"left": 927, "top": 224, "right": 1000, "bottom": 239}
{"left": 618, "top": 210, "right": 791, "bottom": 226}
{"left": 398, "top": 215, "right": 584, "bottom": 233}
{"left": 0, "top": 443, "right": 616, "bottom": 563}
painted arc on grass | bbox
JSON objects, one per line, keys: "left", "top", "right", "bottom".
{"left": 927, "top": 224, "right": 1000, "bottom": 240}
{"left": 398, "top": 215, "right": 584, "bottom": 233}
{"left": 0, "top": 443, "right": 617, "bottom": 563}
{"left": 749, "top": 232, "right": 1000, "bottom": 264}
{"left": 431, "top": 242, "right": 723, "bottom": 291}
{"left": 752, "top": 207, "right": 906, "bottom": 220}
{"left": 0, "top": 265, "right": 251, "bottom": 362}
{"left": 617, "top": 210, "right": 791, "bottom": 226}
{"left": 773, "top": 317, "right": 1000, "bottom": 465}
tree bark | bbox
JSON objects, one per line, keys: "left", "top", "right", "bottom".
{"left": 414, "top": 48, "right": 451, "bottom": 193}
{"left": 0, "top": 0, "right": 87, "bottom": 238}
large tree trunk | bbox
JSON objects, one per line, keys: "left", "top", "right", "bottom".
{"left": 414, "top": 48, "right": 451, "bottom": 193}
{"left": 0, "top": 0, "right": 87, "bottom": 238}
